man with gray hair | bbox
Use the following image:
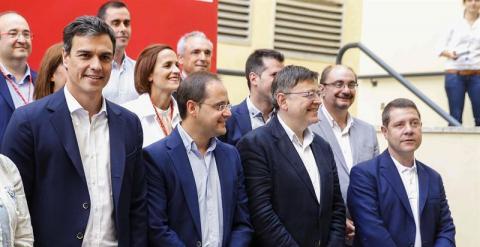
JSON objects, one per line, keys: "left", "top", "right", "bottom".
{"left": 177, "top": 31, "right": 213, "bottom": 79}
{"left": 237, "top": 65, "right": 346, "bottom": 246}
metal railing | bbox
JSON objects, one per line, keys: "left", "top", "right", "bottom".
{"left": 337, "top": 42, "right": 461, "bottom": 126}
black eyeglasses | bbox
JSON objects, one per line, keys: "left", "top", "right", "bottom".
{"left": 322, "top": 81, "right": 358, "bottom": 89}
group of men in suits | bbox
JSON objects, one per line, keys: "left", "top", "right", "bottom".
{"left": 0, "top": 8, "right": 456, "bottom": 247}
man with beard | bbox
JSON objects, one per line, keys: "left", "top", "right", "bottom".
{"left": 176, "top": 31, "right": 213, "bottom": 79}
{"left": 0, "top": 12, "right": 36, "bottom": 149}
{"left": 98, "top": 1, "right": 139, "bottom": 104}
{"left": 311, "top": 64, "right": 378, "bottom": 244}
{"left": 237, "top": 65, "right": 345, "bottom": 247}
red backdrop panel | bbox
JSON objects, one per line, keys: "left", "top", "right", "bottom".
{"left": 0, "top": 0, "right": 218, "bottom": 70}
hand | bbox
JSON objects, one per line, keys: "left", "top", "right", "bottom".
{"left": 441, "top": 51, "right": 458, "bottom": 60}
{"left": 346, "top": 218, "right": 355, "bottom": 241}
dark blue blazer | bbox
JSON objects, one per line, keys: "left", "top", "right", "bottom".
{"left": 221, "top": 99, "right": 251, "bottom": 145}
{"left": 236, "top": 115, "right": 346, "bottom": 247}
{"left": 347, "top": 150, "right": 455, "bottom": 247}
{"left": 0, "top": 71, "right": 36, "bottom": 150}
{"left": 143, "top": 127, "right": 253, "bottom": 247}
{"left": 1, "top": 89, "right": 147, "bottom": 247}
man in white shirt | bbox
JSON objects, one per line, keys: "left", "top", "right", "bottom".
{"left": 311, "top": 65, "right": 379, "bottom": 244}
{"left": 1, "top": 16, "right": 146, "bottom": 246}
{"left": 0, "top": 12, "right": 37, "bottom": 149}
{"left": 348, "top": 98, "right": 455, "bottom": 247}
{"left": 237, "top": 65, "right": 346, "bottom": 247}
{"left": 176, "top": 31, "right": 213, "bottom": 79}
{"left": 143, "top": 71, "right": 253, "bottom": 246}
{"left": 98, "top": 1, "right": 138, "bottom": 104}
{"left": 222, "top": 49, "right": 284, "bottom": 145}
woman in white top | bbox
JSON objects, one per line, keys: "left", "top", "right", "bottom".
{"left": 439, "top": 0, "right": 480, "bottom": 126}
{"left": 123, "top": 44, "right": 181, "bottom": 147}
{"left": 0, "top": 155, "right": 33, "bottom": 246}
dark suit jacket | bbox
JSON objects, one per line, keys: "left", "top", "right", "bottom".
{"left": 0, "top": 70, "right": 36, "bottom": 150}
{"left": 1, "top": 89, "right": 147, "bottom": 247}
{"left": 143, "top": 127, "right": 253, "bottom": 247}
{"left": 236, "top": 115, "right": 346, "bottom": 247}
{"left": 347, "top": 150, "right": 455, "bottom": 247}
{"left": 221, "top": 99, "right": 251, "bottom": 145}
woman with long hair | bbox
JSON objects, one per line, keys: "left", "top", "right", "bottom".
{"left": 33, "top": 43, "right": 67, "bottom": 100}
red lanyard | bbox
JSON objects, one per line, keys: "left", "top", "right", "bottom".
{"left": 151, "top": 98, "right": 174, "bottom": 136}
{"left": 0, "top": 67, "right": 32, "bottom": 105}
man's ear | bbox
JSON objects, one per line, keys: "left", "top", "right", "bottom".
{"left": 62, "top": 49, "right": 69, "bottom": 70}
{"left": 249, "top": 72, "right": 259, "bottom": 87}
{"left": 186, "top": 100, "right": 198, "bottom": 118}
{"left": 276, "top": 92, "right": 288, "bottom": 111}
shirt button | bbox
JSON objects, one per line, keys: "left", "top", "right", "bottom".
{"left": 76, "top": 232, "right": 84, "bottom": 240}
{"left": 196, "top": 241, "right": 202, "bottom": 247}
{"left": 82, "top": 202, "right": 89, "bottom": 209}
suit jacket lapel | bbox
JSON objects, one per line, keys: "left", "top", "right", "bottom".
{"left": 0, "top": 75, "right": 15, "bottom": 111}
{"left": 317, "top": 110, "right": 349, "bottom": 175}
{"left": 380, "top": 151, "right": 414, "bottom": 220}
{"left": 107, "top": 102, "right": 125, "bottom": 209}
{"left": 168, "top": 129, "right": 202, "bottom": 237}
{"left": 271, "top": 116, "right": 318, "bottom": 203}
{"left": 214, "top": 144, "right": 233, "bottom": 241}
{"left": 47, "top": 90, "right": 86, "bottom": 184}
{"left": 417, "top": 162, "right": 429, "bottom": 215}
{"left": 236, "top": 100, "right": 252, "bottom": 135}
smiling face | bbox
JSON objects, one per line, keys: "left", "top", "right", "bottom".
{"left": 63, "top": 34, "right": 114, "bottom": 98}
{"left": 0, "top": 13, "right": 32, "bottom": 62}
{"left": 464, "top": 0, "right": 480, "bottom": 14}
{"left": 149, "top": 48, "right": 180, "bottom": 95}
{"left": 320, "top": 66, "right": 356, "bottom": 112}
{"left": 196, "top": 80, "right": 231, "bottom": 138}
{"left": 382, "top": 107, "right": 422, "bottom": 160}
{"left": 103, "top": 7, "right": 131, "bottom": 51}
{"left": 179, "top": 36, "right": 212, "bottom": 75}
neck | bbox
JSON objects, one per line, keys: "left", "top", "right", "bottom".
{"left": 150, "top": 89, "right": 172, "bottom": 110}
{"left": 465, "top": 10, "right": 479, "bottom": 22}
{"left": 181, "top": 120, "right": 211, "bottom": 155}
{"left": 250, "top": 93, "right": 273, "bottom": 120}
{"left": 66, "top": 83, "right": 103, "bottom": 119}
{"left": 278, "top": 112, "right": 306, "bottom": 143}
{"left": 324, "top": 104, "right": 349, "bottom": 130}
{"left": 389, "top": 147, "right": 414, "bottom": 167}
{"left": 114, "top": 48, "right": 125, "bottom": 65}
{"left": 0, "top": 58, "right": 27, "bottom": 79}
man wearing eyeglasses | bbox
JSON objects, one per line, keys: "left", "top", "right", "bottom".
{"left": 311, "top": 64, "right": 379, "bottom": 245}
{"left": 143, "top": 71, "right": 253, "bottom": 246}
{"left": 237, "top": 65, "right": 346, "bottom": 247}
{"left": 0, "top": 11, "right": 36, "bottom": 149}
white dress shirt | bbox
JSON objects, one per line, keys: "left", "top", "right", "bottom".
{"left": 391, "top": 156, "right": 421, "bottom": 247}
{"left": 0, "top": 63, "right": 34, "bottom": 108}
{"left": 177, "top": 125, "right": 223, "bottom": 247}
{"left": 278, "top": 115, "right": 321, "bottom": 203}
{"left": 438, "top": 15, "right": 480, "bottom": 70}
{"left": 103, "top": 54, "right": 138, "bottom": 104}
{"left": 64, "top": 87, "right": 117, "bottom": 247}
{"left": 321, "top": 106, "right": 354, "bottom": 171}
{"left": 122, "top": 93, "right": 180, "bottom": 147}
{"left": 245, "top": 96, "right": 272, "bottom": 130}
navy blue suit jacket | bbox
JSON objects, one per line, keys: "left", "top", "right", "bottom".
{"left": 143, "top": 127, "right": 253, "bottom": 247}
{"left": 347, "top": 150, "right": 455, "bottom": 247}
{"left": 0, "top": 71, "right": 36, "bottom": 150}
{"left": 1, "top": 89, "right": 147, "bottom": 247}
{"left": 221, "top": 99, "right": 251, "bottom": 145}
{"left": 236, "top": 115, "right": 346, "bottom": 247}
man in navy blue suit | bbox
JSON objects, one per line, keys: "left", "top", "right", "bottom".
{"left": 143, "top": 71, "right": 253, "bottom": 246}
{"left": 237, "top": 65, "right": 346, "bottom": 247}
{"left": 222, "top": 49, "right": 284, "bottom": 145}
{"left": 1, "top": 16, "right": 146, "bottom": 246}
{"left": 348, "top": 98, "right": 455, "bottom": 247}
{"left": 0, "top": 12, "right": 36, "bottom": 149}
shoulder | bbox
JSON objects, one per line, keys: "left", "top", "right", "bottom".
{"left": 0, "top": 155, "right": 21, "bottom": 183}
{"left": 351, "top": 155, "right": 380, "bottom": 175}
{"left": 352, "top": 117, "right": 376, "bottom": 131}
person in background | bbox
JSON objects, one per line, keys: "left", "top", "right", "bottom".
{"left": 0, "top": 154, "right": 33, "bottom": 247}
{"left": 439, "top": 0, "right": 480, "bottom": 126}
{"left": 98, "top": 0, "right": 138, "bottom": 104}
{"left": 177, "top": 31, "right": 213, "bottom": 79}
{"left": 33, "top": 42, "right": 67, "bottom": 100}
{"left": 123, "top": 44, "right": 181, "bottom": 147}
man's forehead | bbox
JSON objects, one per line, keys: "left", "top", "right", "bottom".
{"left": 328, "top": 66, "right": 355, "bottom": 81}
{"left": 105, "top": 7, "right": 131, "bottom": 19}
{"left": 186, "top": 37, "right": 212, "bottom": 50}
{"left": 71, "top": 34, "right": 113, "bottom": 52}
{"left": 0, "top": 13, "right": 30, "bottom": 31}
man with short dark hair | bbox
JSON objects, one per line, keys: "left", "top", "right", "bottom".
{"left": 348, "top": 98, "right": 455, "bottom": 247}
{"left": 222, "top": 49, "right": 284, "bottom": 145}
{"left": 311, "top": 64, "right": 379, "bottom": 244}
{"left": 176, "top": 31, "right": 213, "bottom": 79}
{"left": 1, "top": 16, "right": 147, "bottom": 246}
{"left": 98, "top": 1, "right": 138, "bottom": 104}
{"left": 144, "top": 71, "right": 252, "bottom": 246}
{"left": 237, "top": 65, "right": 346, "bottom": 246}
{"left": 0, "top": 11, "right": 36, "bottom": 149}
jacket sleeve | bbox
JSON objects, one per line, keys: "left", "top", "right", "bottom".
{"left": 236, "top": 136, "right": 300, "bottom": 247}
{"left": 433, "top": 176, "right": 456, "bottom": 247}
{"left": 347, "top": 165, "right": 397, "bottom": 247}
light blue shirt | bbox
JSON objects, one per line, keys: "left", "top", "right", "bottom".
{"left": 0, "top": 202, "right": 11, "bottom": 246}
{"left": 177, "top": 124, "right": 223, "bottom": 247}
{"left": 0, "top": 63, "right": 33, "bottom": 108}
{"left": 102, "top": 54, "right": 138, "bottom": 104}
